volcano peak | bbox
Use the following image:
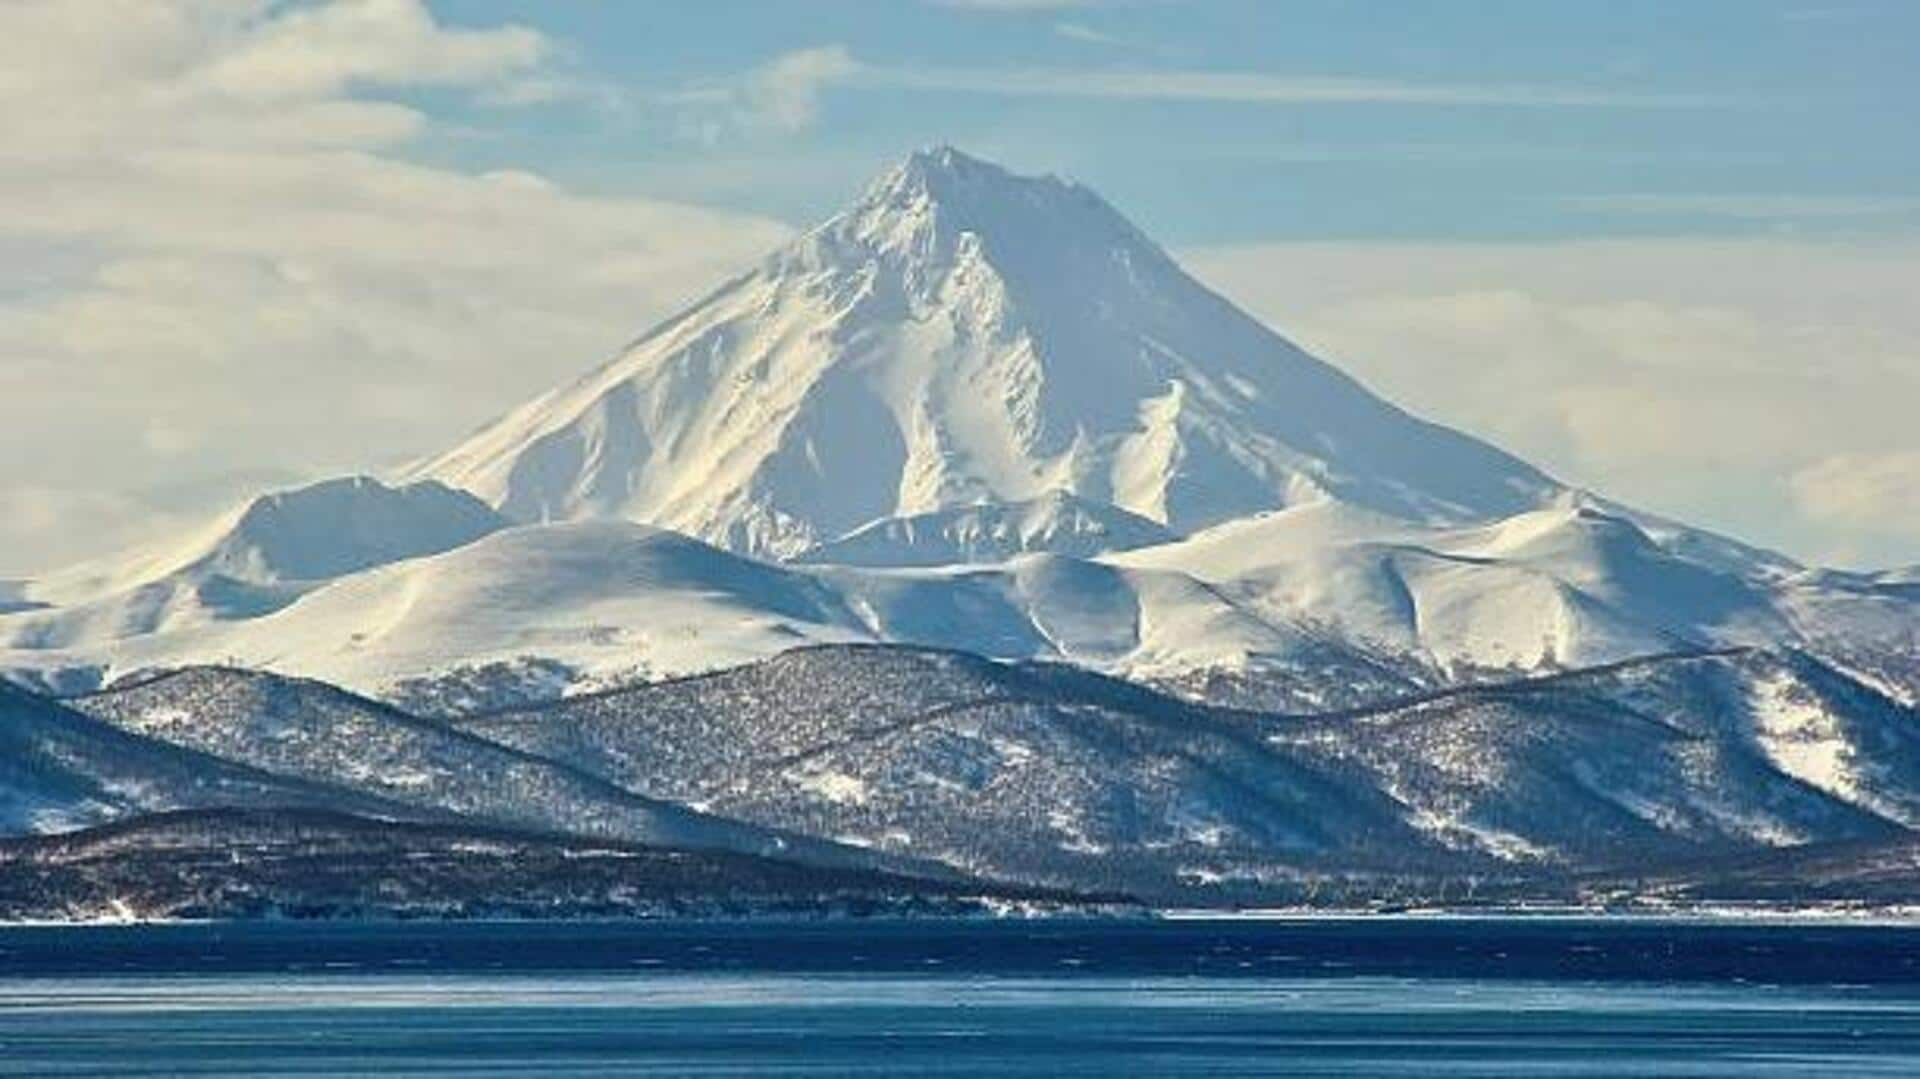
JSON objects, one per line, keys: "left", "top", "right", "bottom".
{"left": 414, "top": 149, "right": 1562, "bottom": 560}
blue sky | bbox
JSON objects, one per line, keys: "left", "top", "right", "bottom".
{"left": 1, "top": 0, "right": 1916, "bottom": 573}
{"left": 424, "top": 0, "right": 1920, "bottom": 243}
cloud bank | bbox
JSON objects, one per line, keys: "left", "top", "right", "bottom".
{"left": 0, "top": 0, "right": 788, "bottom": 574}
{"left": 1186, "top": 239, "right": 1920, "bottom": 569}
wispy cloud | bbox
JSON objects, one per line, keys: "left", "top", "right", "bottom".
{"left": 1054, "top": 22, "right": 1126, "bottom": 46}
{"left": 931, "top": 0, "right": 1096, "bottom": 10}
{"left": 1568, "top": 193, "right": 1920, "bottom": 220}
{"left": 739, "top": 45, "right": 859, "bottom": 132}
{"left": 666, "top": 45, "right": 858, "bottom": 140}
{"left": 853, "top": 64, "right": 1727, "bottom": 108}
{"left": 658, "top": 47, "right": 1723, "bottom": 145}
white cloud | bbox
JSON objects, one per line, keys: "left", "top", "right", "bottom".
{"left": 1792, "top": 452, "right": 1920, "bottom": 568}
{"left": 1184, "top": 239, "right": 1920, "bottom": 570}
{"left": 0, "top": 486, "right": 191, "bottom": 580}
{"left": 190, "top": 0, "right": 548, "bottom": 100}
{"left": 742, "top": 45, "right": 860, "bottom": 132}
{"left": 668, "top": 45, "right": 859, "bottom": 139}
{"left": 0, "top": 0, "right": 788, "bottom": 576}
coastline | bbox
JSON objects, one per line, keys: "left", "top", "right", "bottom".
{"left": 11, "top": 901, "right": 1920, "bottom": 930}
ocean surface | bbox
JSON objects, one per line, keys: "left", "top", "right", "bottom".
{"left": 3, "top": 917, "right": 1920, "bottom": 1076}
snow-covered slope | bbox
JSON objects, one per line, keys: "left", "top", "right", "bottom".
{"left": 22, "top": 521, "right": 862, "bottom": 710}
{"left": 6, "top": 477, "right": 504, "bottom": 650}
{"left": 11, "top": 644, "right": 1918, "bottom": 903}
{"left": 458, "top": 644, "right": 1918, "bottom": 896}
{"left": 1272, "top": 648, "right": 1920, "bottom": 861}
{"left": 1114, "top": 498, "right": 1848, "bottom": 674}
{"left": 68, "top": 667, "right": 922, "bottom": 873}
{"left": 411, "top": 147, "right": 1562, "bottom": 559}
{"left": 461, "top": 646, "right": 1442, "bottom": 896}
{"left": 3, "top": 497, "right": 1911, "bottom": 712}
{"left": 0, "top": 681, "right": 410, "bottom": 835}
{"left": 1772, "top": 568, "right": 1920, "bottom": 705}
{"left": 795, "top": 491, "right": 1177, "bottom": 567}
{"left": 1, "top": 511, "right": 1471, "bottom": 707}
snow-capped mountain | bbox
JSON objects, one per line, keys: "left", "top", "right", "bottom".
{"left": 6, "top": 146, "right": 1915, "bottom": 913}
{"left": 411, "top": 147, "right": 1562, "bottom": 560}
{"left": 0, "top": 147, "right": 1911, "bottom": 711}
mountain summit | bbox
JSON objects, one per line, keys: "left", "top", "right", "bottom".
{"left": 412, "top": 147, "right": 1561, "bottom": 560}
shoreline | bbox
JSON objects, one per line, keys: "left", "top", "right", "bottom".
{"left": 11, "top": 902, "right": 1920, "bottom": 930}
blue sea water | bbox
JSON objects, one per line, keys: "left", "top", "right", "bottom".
{"left": 2, "top": 918, "right": 1919, "bottom": 1076}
